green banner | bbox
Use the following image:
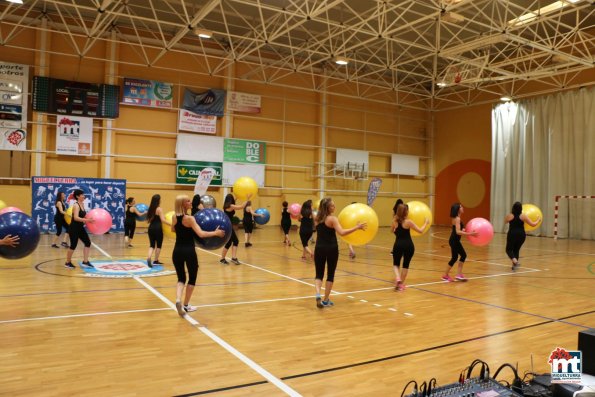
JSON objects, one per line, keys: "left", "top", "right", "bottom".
{"left": 224, "top": 138, "right": 266, "bottom": 164}
{"left": 176, "top": 161, "right": 223, "bottom": 185}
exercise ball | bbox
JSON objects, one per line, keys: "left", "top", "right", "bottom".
{"left": 233, "top": 177, "right": 258, "bottom": 201}
{"left": 406, "top": 201, "right": 433, "bottom": 237}
{"left": 522, "top": 203, "right": 543, "bottom": 232}
{"left": 0, "top": 206, "right": 23, "bottom": 216}
{"left": 194, "top": 208, "right": 232, "bottom": 250}
{"left": 289, "top": 203, "right": 301, "bottom": 220}
{"left": 86, "top": 208, "right": 113, "bottom": 235}
{"left": 337, "top": 203, "right": 379, "bottom": 246}
{"left": 0, "top": 212, "right": 40, "bottom": 259}
{"left": 163, "top": 211, "right": 176, "bottom": 239}
{"left": 135, "top": 203, "right": 148, "bottom": 221}
{"left": 465, "top": 217, "right": 494, "bottom": 247}
{"left": 201, "top": 195, "right": 216, "bottom": 208}
{"left": 254, "top": 208, "right": 270, "bottom": 225}
{"left": 64, "top": 206, "right": 73, "bottom": 225}
{"left": 0, "top": 200, "right": 6, "bottom": 210}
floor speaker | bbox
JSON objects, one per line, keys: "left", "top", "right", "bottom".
{"left": 578, "top": 328, "right": 595, "bottom": 376}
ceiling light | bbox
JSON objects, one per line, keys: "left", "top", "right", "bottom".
{"left": 437, "top": 82, "right": 448, "bottom": 88}
{"left": 6, "top": 0, "right": 24, "bottom": 4}
{"left": 194, "top": 28, "right": 212, "bottom": 39}
{"left": 334, "top": 56, "right": 349, "bottom": 65}
{"left": 441, "top": 11, "right": 465, "bottom": 23}
{"left": 500, "top": 96, "right": 512, "bottom": 102}
{"left": 509, "top": 1, "right": 581, "bottom": 27}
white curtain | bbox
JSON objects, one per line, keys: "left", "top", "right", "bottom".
{"left": 491, "top": 87, "right": 595, "bottom": 239}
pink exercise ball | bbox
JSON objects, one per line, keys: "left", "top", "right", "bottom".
{"left": 86, "top": 208, "right": 113, "bottom": 235}
{"left": 289, "top": 203, "right": 301, "bottom": 220}
{"left": 465, "top": 217, "right": 494, "bottom": 247}
{"left": 0, "top": 206, "right": 23, "bottom": 216}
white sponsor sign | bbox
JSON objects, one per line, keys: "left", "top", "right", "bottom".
{"left": 56, "top": 116, "right": 93, "bottom": 156}
{"left": 0, "top": 62, "right": 28, "bottom": 151}
{"left": 227, "top": 91, "right": 261, "bottom": 113}
{"left": 178, "top": 109, "right": 217, "bottom": 134}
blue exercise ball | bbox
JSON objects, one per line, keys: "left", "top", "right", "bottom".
{"left": 0, "top": 212, "right": 41, "bottom": 259}
{"left": 194, "top": 208, "right": 232, "bottom": 250}
{"left": 254, "top": 208, "right": 270, "bottom": 225}
{"left": 135, "top": 203, "right": 148, "bottom": 221}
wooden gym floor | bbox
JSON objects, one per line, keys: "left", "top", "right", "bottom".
{"left": 0, "top": 225, "right": 593, "bottom": 396}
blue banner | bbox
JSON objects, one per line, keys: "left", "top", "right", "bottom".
{"left": 31, "top": 176, "right": 126, "bottom": 234}
{"left": 182, "top": 88, "right": 226, "bottom": 117}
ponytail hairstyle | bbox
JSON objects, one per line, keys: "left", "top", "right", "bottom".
{"left": 392, "top": 198, "right": 404, "bottom": 215}
{"left": 315, "top": 197, "right": 333, "bottom": 224}
{"left": 396, "top": 204, "right": 409, "bottom": 224}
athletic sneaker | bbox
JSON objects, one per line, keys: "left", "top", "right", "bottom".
{"left": 184, "top": 304, "right": 198, "bottom": 313}
{"left": 127, "top": 244, "right": 133, "bottom": 248}
{"left": 441, "top": 275, "right": 454, "bottom": 282}
{"left": 231, "top": 258, "right": 241, "bottom": 265}
{"left": 81, "top": 261, "right": 94, "bottom": 268}
{"left": 397, "top": 284, "right": 406, "bottom": 292}
{"left": 51, "top": 244, "right": 59, "bottom": 248}
{"left": 153, "top": 260, "right": 163, "bottom": 265}
{"left": 147, "top": 258, "right": 153, "bottom": 269}
{"left": 395, "top": 280, "right": 403, "bottom": 291}
{"left": 316, "top": 295, "right": 323, "bottom": 308}
{"left": 219, "top": 258, "right": 229, "bottom": 265}
{"left": 61, "top": 242, "right": 69, "bottom": 247}
{"left": 321, "top": 300, "right": 334, "bottom": 307}
{"left": 245, "top": 242, "right": 252, "bottom": 247}
{"left": 64, "top": 262, "right": 75, "bottom": 269}
{"left": 455, "top": 274, "right": 468, "bottom": 282}
{"left": 175, "top": 301, "right": 185, "bottom": 316}
{"left": 512, "top": 262, "right": 520, "bottom": 271}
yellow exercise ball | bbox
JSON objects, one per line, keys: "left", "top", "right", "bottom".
{"left": 233, "top": 177, "right": 258, "bottom": 201}
{"left": 522, "top": 203, "right": 542, "bottom": 232}
{"left": 64, "top": 206, "right": 73, "bottom": 225}
{"left": 163, "top": 211, "right": 176, "bottom": 239}
{"left": 337, "top": 203, "right": 379, "bottom": 246}
{"left": 0, "top": 200, "right": 6, "bottom": 210}
{"left": 406, "top": 201, "right": 432, "bottom": 237}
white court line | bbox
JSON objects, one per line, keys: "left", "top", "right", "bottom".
{"left": 91, "top": 242, "right": 112, "bottom": 259}
{"left": 0, "top": 307, "right": 169, "bottom": 324}
{"left": 130, "top": 255, "right": 302, "bottom": 396}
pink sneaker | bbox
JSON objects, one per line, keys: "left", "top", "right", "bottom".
{"left": 441, "top": 275, "right": 454, "bottom": 282}
{"left": 397, "top": 283, "right": 406, "bottom": 292}
{"left": 455, "top": 274, "right": 468, "bottom": 282}
{"left": 395, "top": 279, "right": 402, "bottom": 290}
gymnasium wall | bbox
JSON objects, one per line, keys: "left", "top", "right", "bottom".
{"left": 0, "top": 26, "right": 433, "bottom": 228}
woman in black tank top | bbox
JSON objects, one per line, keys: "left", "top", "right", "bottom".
{"left": 444, "top": 203, "right": 477, "bottom": 282}
{"left": 65, "top": 189, "right": 95, "bottom": 269}
{"left": 146, "top": 194, "right": 167, "bottom": 268}
{"left": 171, "top": 194, "right": 225, "bottom": 316}
{"left": 124, "top": 197, "right": 147, "bottom": 247}
{"left": 313, "top": 198, "right": 366, "bottom": 308}
{"left": 299, "top": 200, "right": 314, "bottom": 260}
{"left": 220, "top": 193, "right": 252, "bottom": 265}
{"left": 392, "top": 203, "right": 429, "bottom": 291}
{"left": 242, "top": 200, "right": 264, "bottom": 247}
{"left": 504, "top": 201, "right": 541, "bottom": 271}
{"left": 51, "top": 191, "right": 70, "bottom": 248}
{"left": 280, "top": 201, "right": 292, "bottom": 246}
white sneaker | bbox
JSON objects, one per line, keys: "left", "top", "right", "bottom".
{"left": 184, "top": 304, "right": 198, "bottom": 313}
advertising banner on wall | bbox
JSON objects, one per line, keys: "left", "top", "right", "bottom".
{"left": 224, "top": 138, "right": 266, "bottom": 164}
{"left": 178, "top": 109, "right": 217, "bottom": 134}
{"left": 56, "top": 115, "right": 93, "bottom": 155}
{"left": 176, "top": 160, "right": 223, "bottom": 186}
{"left": 122, "top": 78, "right": 173, "bottom": 108}
{"left": 227, "top": 91, "right": 261, "bottom": 114}
{"left": 182, "top": 88, "right": 226, "bottom": 117}
{"left": 0, "top": 62, "right": 29, "bottom": 151}
{"left": 31, "top": 176, "right": 126, "bottom": 234}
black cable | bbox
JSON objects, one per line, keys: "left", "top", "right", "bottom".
{"left": 494, "top": 363, "right": 523, "bottom": 393}
{"left": 467, "top": 359, "right": 490, "bottom": 380}
{"left": 420, "top": 381, "right": 427, "bottom": 397}
{"left": 400, "top": 380, "right": 419, "bottom": 397}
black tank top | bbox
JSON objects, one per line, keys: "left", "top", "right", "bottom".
{"left": 225, "top": 207, "right": 235, "bottom": 220}
{"left": 71, "top": 202, "right": 86, "bottom": 228}
{"left": 125, "top": 205, "right": 135, "bottom": 222}
{"left": 281, "top": 208, "right": 291, "bottom": 223}
{"left": 315, "top": 219, "right": 338, "bottom": 248}
{"left": 450, "top": 220, "right": 464, "bottom": 241}
{"left": 508, "top": 213, "right": 525, "bottom": 234}
{"left": 55, "top": 201, "right": 65, "bottom": 219}
{"left": 243, "top": 209, "right": 253, "bottom": 223}
{"left": 174, "top": 215, "right": 194, "bottom": 246}
{"left": 300, "top": 216, "right": 313, "bottom": 233}
{"left": 395, "top": 222, "right": 412, "bottom": 242}
{"left": 149, "top": 209, "right": 162, "bottom": 228}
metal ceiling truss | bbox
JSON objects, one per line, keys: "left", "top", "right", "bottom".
{"left": 0, "top": 0, "right": 593, "bottom": 110}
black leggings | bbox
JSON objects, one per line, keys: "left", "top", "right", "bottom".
{"left": 300, "top": 231, "right": 313, "bottom": 247}
{"left": 244, "top": 221, "right": 254, "bottom": 233}
{"left": 506, "top": 232, "right": 526, "bottom": 261}
{"left": 393, "top": 241, "right": 415, "bottom": 269}
{"left": 281, "top": 222, "right": 291, "bottom": 235}
{"left": 148, "top": 226, "right": 163, "bottom": 249}
{"left": 69, "top": 227, "right": 91, "bottom": 250}
{"left": 448, "top": 238, "right": 466, "bottom": 266}
{"left": 172, "top": 245, "right": 198, "bottom": 285}
{"left": 314, "top": 245, "right": 339, "bottom": 282}
{"left": 224, "top": 229, "right": 239, "bottom": 249}
{"left": 55, "top": 216, "right": 68, "bottom": 236}
{"left": 124, "top": 220, "right": 136, "bottom": 239}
